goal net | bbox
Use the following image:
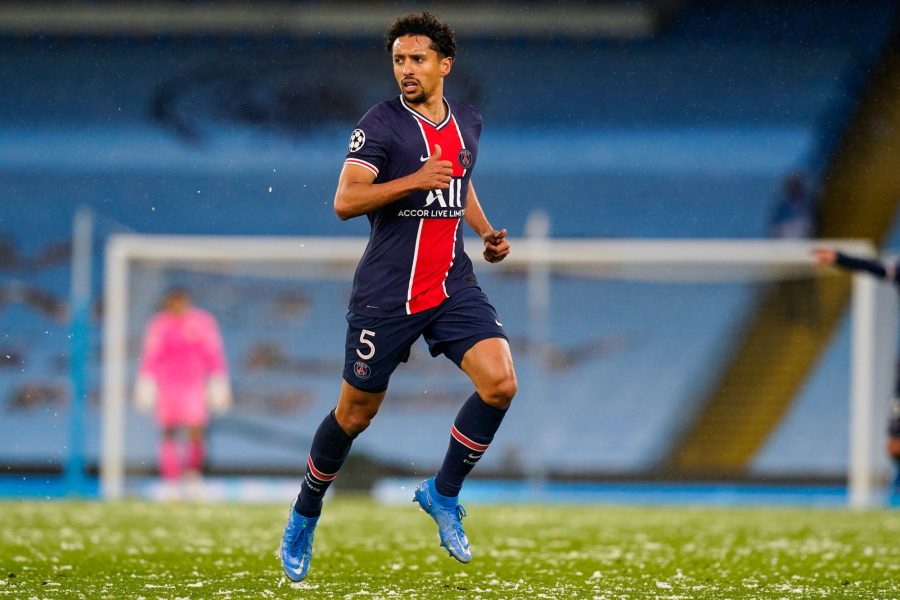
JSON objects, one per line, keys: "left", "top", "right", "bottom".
{"left": 100, "top": 231, "right": 895, "bottom": 507}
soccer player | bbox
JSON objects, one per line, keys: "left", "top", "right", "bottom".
{"left": 813, "top": 247, "right": 900, "bottom": 494}
{"left": 280, "top": 12, "right": 517, "bottom": 582}
{"left": 134, "top": 288, "right": 232, "bottom": 499}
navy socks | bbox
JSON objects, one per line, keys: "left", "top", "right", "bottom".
{"left": 295, "top": 394, "right": 507, "bottom": 514}
{"left": 435, "top": 392, "right": 508, "bottom": 498}
{"left": 295, "top": 410, "right": 354, "bottom": 518}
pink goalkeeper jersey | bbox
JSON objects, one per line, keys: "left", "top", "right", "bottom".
{"left": 138, "top": 308, "right": 228, "bottom": 427}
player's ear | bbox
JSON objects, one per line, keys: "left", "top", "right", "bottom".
{"left": 440, "top": 56, "right": 453, "bottom": 77}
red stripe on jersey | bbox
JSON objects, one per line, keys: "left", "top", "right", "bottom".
{"left": 407, "top": 218, "right": 457, "bottom": 314}
{"left": 307, "top": 456, "right": 338, "bottom": 482}
{"left": 451, "top": 425, "right": 490, "bottom": 452}
{"left": 404, "top": 111, "right": 468, "bottom": 314}
{"left": 411, "top": 112, "right": 465, "bottom": 177}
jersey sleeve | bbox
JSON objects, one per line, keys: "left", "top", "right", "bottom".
{"left": 199, "top": 312, "right": 229, "bottom": 376}
{"left": 344, "top": 106, "right": 393, "bottom": 179}
{"left": 137, "top": 315, "right": 163, "bottom": 379}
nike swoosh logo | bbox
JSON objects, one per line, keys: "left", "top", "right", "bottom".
{"left": 287, "top": 560, "right": 306, "bottom": 577}
{"left": 495, "top": 319, "right": 503, "bottom": 327}
{"left": 420, "top": 155, "right": 429, "bottom": 162}
{"left": 467, "top": 453, "right": 482, "bottom": 459}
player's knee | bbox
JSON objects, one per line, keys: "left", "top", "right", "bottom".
{"left": 338, "top": 407, "right": 378, "bottom": 437}
{"left": 482, "top": 373, "right": 517, "bottom": 410}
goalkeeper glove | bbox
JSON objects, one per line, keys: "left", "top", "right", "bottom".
{"left": 133, "top": 375, "right": 157, "bottom": 413}
{"left": 207, "top": 375, "right": 232, "bottom": 414}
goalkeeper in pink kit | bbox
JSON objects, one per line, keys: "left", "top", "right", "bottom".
{"left": 134, "top": 288, "right": 232, "bottom": 488}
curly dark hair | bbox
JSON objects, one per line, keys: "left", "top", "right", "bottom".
{"left": 385, "top": 12, "right": 456, "bottom": 59}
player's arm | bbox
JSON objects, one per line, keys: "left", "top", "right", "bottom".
{"left": 813, "top": 247, "right": 896, "bottom": 282}
{"left": 465, "top": 181, "right": 510, "bottom": 264}
{"left": 137, "top": 318, "right": 162, "bottom": 377}
{"left": 133, "top": 319, "right": 161, "bottom": 412}
{"left": 334, "top": 145, "right": 454, "bottom": 221}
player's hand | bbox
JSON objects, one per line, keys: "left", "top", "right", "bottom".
{"left": 482, "top": 228, "right": 510, "bottom": 263}
{"left": 133, "top": 375, "right": 156, "bottom": 413}
{"left": 812, "top": 247, "right": 837, "bottom": 266}
{"left": 417, "top": 144, "right": 453, "bottom": 190}
{"left": 207, "top": 375, "right": 233, "bottom": 414}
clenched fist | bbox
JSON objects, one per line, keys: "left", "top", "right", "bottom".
{"left": 482, "top": 228, "right": 510, "bottom": 263}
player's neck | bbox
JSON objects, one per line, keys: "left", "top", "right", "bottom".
{"left": 407, "top": 95, "right": 447, "bottom": 124}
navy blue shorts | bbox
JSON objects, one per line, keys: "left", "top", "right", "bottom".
{"left": 342, "top": 286, "right": 507, "bottom": 393}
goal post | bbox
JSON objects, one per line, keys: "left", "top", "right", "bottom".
{"left": 101, "top": 233, "right": 888, "bottom": 507}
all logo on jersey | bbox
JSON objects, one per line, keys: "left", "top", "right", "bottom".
{"left": 348, "top": 129, "right": 366, "bottom": 152}
{"left": 396, "top": 179, "right": 466, "bottom": 218}
{"left": 424, "top": 179, "right": 463, "bottom": 208}
{"left": 458, "top": 149, "right": 473, "bottom": 169}
{"left": 353, "top": 360, "right": 372, "bottom": 380}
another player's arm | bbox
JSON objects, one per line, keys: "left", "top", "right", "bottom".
{"left": 465, "top": 181, "right": 510, "bottom": 264}
{"left": 133, "top": 320, "right": 161, "bottom": 412}
{"left": 813, "top": 248, "right": 898, "bottom": 283}
{"left": 334, "top": 144, "right": 454, "bottom": 221}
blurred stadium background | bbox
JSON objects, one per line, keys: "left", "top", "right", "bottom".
{"left": 1, "top": 0, "right": 900, "bottom": 506}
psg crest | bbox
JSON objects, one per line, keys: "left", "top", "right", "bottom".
{"left": 353, "top": 360, "right": 372, "bottom": 380}
{"left": 458, "top": 148, "right": 473, "bottom": 169}
{"left": 348, "top": 129, "right": 366, "bottom": 153}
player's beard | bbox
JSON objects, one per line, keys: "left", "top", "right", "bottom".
{"left": 403, "top": 89, "right": 427, "bottom": 104}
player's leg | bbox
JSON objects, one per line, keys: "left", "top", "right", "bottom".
{"left": 183, "top": 425, "right": 206, "bottom": 501}
{"left": 156, "top": 426, "right": 183, "bottom": 502}
{"left": 428, "top": 289, "right": 516, "bottom": 496}
{"left": 294, "top": 310, "right": 408, "bottom": 517}
{"left": 460, "top": 336, "right": 517, "bottom": 410}
{"left": 296, "top": 382, "right": 386, "bottom": 518}
{"left": 415, "top": 289, "right": 516, "bottom": 562}
{"left": 281, "top": 383, "right": 385, "bottom": 581}
{"left": 155, "top": 390, "right": 182, "bottom": 483}
{"left": 184, "top": 425, "right": 205, "bottom": 474}
{"left": 282, "top": 311, "right": 415, "bottom": 581}
{"left": 159, "top": 427, "right": 181, "bottom": 481}
{"left": 182, "top": 385, "right": 208, "bottom": 477}
{"left": 414, "top": 337, "right": 516, "bottom": 563}
{"left": 437, "top": 337, "right": 516, "bottom": 495}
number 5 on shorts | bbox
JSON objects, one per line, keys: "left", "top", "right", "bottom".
{"left": 356, "top": 329, "right": 376, "bottom": 360}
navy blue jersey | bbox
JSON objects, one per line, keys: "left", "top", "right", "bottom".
{"left": 343, "top": 96, "right": 483, "bottom": 317}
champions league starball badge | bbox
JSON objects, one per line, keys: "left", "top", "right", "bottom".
{"left": 458, "top": 148, "right": 473, "bottom": 169}
{"left": 349, "top": 129, "right": 366, "bottom": 152}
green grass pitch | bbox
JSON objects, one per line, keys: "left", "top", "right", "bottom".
{"left": 2, "top": 496, "right": 900, "bottom": 598}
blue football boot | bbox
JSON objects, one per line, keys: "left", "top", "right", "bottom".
{"left": 280, "top": 504, "right": 319, "bottom": 582}
{"left": 413, "top": 477, "right": 472, "bottom": 563}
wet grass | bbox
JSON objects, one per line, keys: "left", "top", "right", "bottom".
{"left": 2, "top": 496, "right": 900, "bottom": 598}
